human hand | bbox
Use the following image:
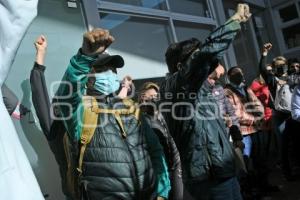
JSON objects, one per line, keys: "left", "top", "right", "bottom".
{"left": 121, "top": 75, "right": 133, "bottom": 90}
{"left": 262, "top": 43, "right": 272, "bottom": 55}
{"left": 157, "top": 197, "right": 165, "bottom": 200}
{"left": 82, "top": 28, "right": 115, "bottom": 56}
{"left": 231, "top": 3, "right": 252, "bottom": 23}
{"left": 34, "top": 35, "right": 47, "bottom": 65}
{"left": 34, "top": 35, "right": 47, "bottom": 53}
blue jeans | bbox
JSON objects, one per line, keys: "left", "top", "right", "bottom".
{"left": 186, "top": 177, "right": 242, "bottom": 200}
{"left": 242, "top": 135, "right": 252, "bottom": 157}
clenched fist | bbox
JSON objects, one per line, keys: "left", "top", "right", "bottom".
{"left": 231, "top": 3, "right": 252, "bottom": 23}
{"left": 34, "top": 35, "right": 47, "bottom": 65}
{"left": 34, "top": 35, "right": 47, "bottom": 52}
{"left": 262, "top": 43, "right": 272, "bottom": 55}
{"left": 82, "top": 28, "right": 115, "bottom": 56}
{"left": 121, "top": 75, "right": 133, "bottom": 90}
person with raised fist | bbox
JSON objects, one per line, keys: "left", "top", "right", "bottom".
{"left": 55, "top": 28, "right": 170, "bottom": 200}
{"left": 160, "top": 3, "right": 252, "bottom": 200}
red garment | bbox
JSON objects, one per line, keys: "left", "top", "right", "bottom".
{"left": 250, "top": 80, "right": 272, "bottom": 121}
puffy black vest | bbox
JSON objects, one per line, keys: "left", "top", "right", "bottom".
{"left": 77, "top": 100, "right": 156, "bottom": 200}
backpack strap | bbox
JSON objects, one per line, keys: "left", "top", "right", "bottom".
{"left": 91, "top": 98, "right": 140, "bottom": 138}
{"left": 77, "top": 96, "right": 99, "bottom": 174}
{"left": 77, "top": 97, "right": 140, "bottom": 174}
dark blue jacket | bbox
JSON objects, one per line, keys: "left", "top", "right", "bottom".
{"left": 160, "top": 19, "right": 241, "bottom": 182}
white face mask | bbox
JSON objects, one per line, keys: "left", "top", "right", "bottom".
{"left": 93, "top": 70, "right": 120, "bottom": 95}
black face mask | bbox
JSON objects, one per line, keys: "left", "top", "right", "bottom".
{"left": 274, "top": 65, "right": 287, "bottom": 77}
{"left": 230, "top": 72, "right": 245, "bottom": 86}
{"left": 140, "top": 99, "right": 157, "bottom": 116}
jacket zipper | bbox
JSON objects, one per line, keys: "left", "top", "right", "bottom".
{"left": 121, "top": 136, "right": 140, "bottom": 199}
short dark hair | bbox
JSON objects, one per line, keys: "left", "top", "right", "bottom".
{"left": 165, "top": 38, "right": 201, "bottom": 74}
{"left": 227, "top": 66, "right": 242, "bottom": 77}
{"left": 227, "top": 66, "right": 244, "bottom": 83}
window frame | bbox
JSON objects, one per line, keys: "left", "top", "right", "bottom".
{"left": 275, "top": 0, "right": 300, "bottom": 52}
{"left": 96, "top": 0, "right": 217, "bottom": 43}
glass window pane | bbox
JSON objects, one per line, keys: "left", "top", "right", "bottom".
{"left": 282, "top": 23, "right": 300, "bottom": 49}
{"left": 99, "top": 13, "right": 172, "bottom": 79}
{"left": 99, "top": 0, "right": 167, "bottom": 10}
{"left": 252, "top": 12, "right": 275, "bottom": 60}
{"left": 278, "top": 4, "right": 298, "bottom": 23}
{"left": 169, "top": 0, "right": 210, "bottom": 17}
{"left": 174, "top": 21, "right": 214, "bottom": 42}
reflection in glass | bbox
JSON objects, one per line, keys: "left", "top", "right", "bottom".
{"left": 98, "top": 0, "right": 167, "bottom": 10}
{"left": 282, "top": 23, "right": 300, "bottom": 49}
{"left": 99, "top": 13, "right": 172, "bottom": 78}
{"left": 174, "top": 21, "right": 213, "bottom": 42}
{"left": 169, "top": 0, "right": 210, "bottom": 17}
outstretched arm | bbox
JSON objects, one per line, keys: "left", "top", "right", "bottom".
{"left": 258, "top": 43, "right": 277, "bottom": 91}
{"left": 30, "top": 35, "right": 54, "bottom": 139}
{"left": 165, "top": 4, "right": 251, "bottom": 93}
{"left": 55, "top": 29, "right": 114, "bottom": 140}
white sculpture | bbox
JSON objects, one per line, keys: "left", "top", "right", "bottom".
{"left": 0, "top": 0, "right": 44, "bottom": 199}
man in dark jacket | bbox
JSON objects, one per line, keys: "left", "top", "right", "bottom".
{"left": 160, "top": 3, "right": 252, "bottom": 200}
{"left": 139, "top": 82, "right": 183, "bottom": 200}
{"left": 55, "top": 28, "right": 170, "bottom": 200}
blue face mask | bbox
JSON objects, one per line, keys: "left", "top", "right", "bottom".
{"left": 93, "top": 70, "right": 120, "bottom": 95}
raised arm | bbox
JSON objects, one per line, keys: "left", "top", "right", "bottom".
{"left": 55, "top": 29, "right": 114, "bottom": 140}
{"left": 30, "top": 35, "right": 53, "bottom": 139}
{"left": 258, "top": 43, "right": 278, "bottom": 91}
{"left": 200, "top": 4, "right": 252, "bottom": 58}
{"left": 170, "top": 4, "right": 251, "bottom": 92}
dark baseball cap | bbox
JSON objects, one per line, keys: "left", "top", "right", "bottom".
{"left": 92, "top": 53, "right": 124, "bottom": 69}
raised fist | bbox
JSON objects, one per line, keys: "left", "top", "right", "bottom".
{"left": 82, "top": 28, "right": 115, "bottom": 56}
{"left": 231, "top": 3, "right": 252, "bottom": 23}
{"left": 262, "top": 43, "right": 272, "bottom": 54}
{"left": 34, "top": 35, "right": 47, "bottom": 52}
{"left": 122, "top": 75, "right": 133, "bottom": 90}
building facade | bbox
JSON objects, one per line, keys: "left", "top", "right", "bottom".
{"left": 78, "top": 0, "right": 300, "bottom": 83}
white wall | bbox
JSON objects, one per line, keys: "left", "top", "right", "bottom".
{"left": 4, "top": 0, "right": 86, "bottom": 199}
